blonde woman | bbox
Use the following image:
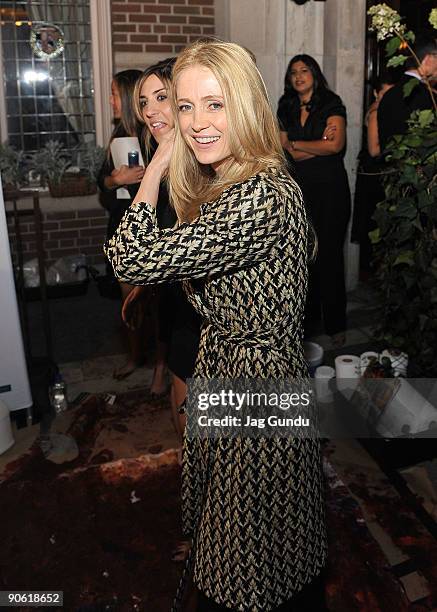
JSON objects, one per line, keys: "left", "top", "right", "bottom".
{"left": 106, "top": 41, "right": 327, "bottom": 611}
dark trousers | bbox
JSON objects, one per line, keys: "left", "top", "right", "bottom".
{"left": 301, "top": 172, "right": 351, "bottom": 336}
{"left": 196, "top": 572, "right": 328, "bottom": 611}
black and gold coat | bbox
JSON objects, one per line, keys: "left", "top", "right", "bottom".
{"left": 105, "top": 168, "right": 327, "bottom": 611}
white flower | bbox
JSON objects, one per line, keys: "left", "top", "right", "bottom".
{"left": 368, "top": 3, "right": 406, "bottom": 42}
{"left": 429, "top": 8, "right": 437, "bottom": 31}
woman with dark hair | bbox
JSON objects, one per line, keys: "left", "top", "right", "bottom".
{"left": 351, "top": 71, "right": 398, "bottom": 277}
{"left": 278, "top": 54, "right": 351, "bottom": 345}
{"left": 123, "top": 58, "right": 201, "bottom": 430}
{"left": 98, "top": 70, "right": 152, "bottom": 381}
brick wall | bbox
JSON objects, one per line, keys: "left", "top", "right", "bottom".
{"left": 111, "top": 0, "right": 215, "bottom": 55}
{"left": 7, "top": 208, "right": 108, "bottom": 271}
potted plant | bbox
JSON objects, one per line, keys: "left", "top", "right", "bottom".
{"left": 367, "top": 5, "right": 437, "bottom": 376}
{"left": 29, "top": 140, "right": 72, "bottom": 196}
{"left": 0, "top": 142, "right": 29, "bottom": 193}
{"left": 79, "top": 142, "right": 106, "bottom": 189}
{"left": 29, "top": 140, "right": 101, "bottom": 198}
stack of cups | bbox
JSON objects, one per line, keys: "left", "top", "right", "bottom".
{"left": 314, "top": 366, "right": 335, "bottom": 403}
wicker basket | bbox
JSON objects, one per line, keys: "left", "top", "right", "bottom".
{"left": 49, "top": 174, "right": 97, "bottom": 198}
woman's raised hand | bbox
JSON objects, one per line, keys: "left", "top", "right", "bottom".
{"left": 150, "top": 129, "right": 175, "bottom": 175}
{"left": 111, "top": 164, "right": 145, "bottom": 186}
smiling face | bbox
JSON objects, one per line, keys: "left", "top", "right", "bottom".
{"left": 139, "top": 73, "right": 174, "bottom": 143}
{"left": 176, "top": 64, "right": 231, "bottom": 173}
{"left": 110, "top": 79, "right": 122, "bottom": 119}
{"left": 290, "top": 60, "right": 314, "bottom": 99}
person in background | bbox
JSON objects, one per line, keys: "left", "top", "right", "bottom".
{"left": 351, "top": 72, "right": 397, "bottom": 278}
{"left": 277, "top": 54, "right": 351, "bottom": 347}
{"left": 106, "top": 39, "right": 327, "bottom": 612}
{"left": 377, "top": 34, "right": 437, "bottom": 153}
{"left": 98, "top": 70, "right": 166, "bottom": 395}
{"left": 123, "top": 58, "right": 201, "bottom": 426}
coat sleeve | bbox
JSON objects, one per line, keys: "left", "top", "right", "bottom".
{"left": 104, "top": 176, "right": 287, "bottom": 285}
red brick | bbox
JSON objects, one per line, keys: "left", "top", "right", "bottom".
{"left": 59, "top": 239, "right": 75, "bottom": 247}
{"left": 168, "top": 25, "right": 181, "bottom": 33}
{"left": 89, "top": 217, "right": 109, "bottom": 226}
{"left": 139, "top": 24, "right": 152, "bottom": 32}
{"left": 139, "top": 4, "right": 171, "bottom": 12}
{"left": 49, "top": 249, "right": 80, "bottom": 259}
{"left": 158, "top": 0, "right": 186, "bottom": 3}
{"left": 114, "top": 34, "right": 128, "bottom": 42}
{"left": 131, "top": 33, "right": 158, "bottom": 42}
{"left": 44, "top": 240, "right": 59, "bottom": 249}
{"left": 89, "top": 235, "right": 107, "bottom": 245}
{"left": 77, "top": 238, "right": 91, "bottom": 246}
{"left": 46, "top": 211, "right": 76, "bottom": 220}
{"left": 174, "top": 5, "right": 200, "bottom": 14}
{"left": 159, "top": 15, "right": 186, "bottom": 23}
{"left": 115, "top": 42, "right": 142, "bottom": 54}
{"left": 80, "top": 228, "right": 106, "bottom": 238}
{"left": 112, "top": 13, "right": 127, "bottom": 22}
{"left": 130, "top": 13, "right": 156, "bottom": 22}
{"left": 188, "top": 15, "right": 213, "bottom": 24}
{"left": 61, "top": 219, "right": 89, "bottom": 229}
{"left": 153, "top": 25, "right": 166, "bottom": 32}
{"left": 112, "top": 3, "right": 142, "bottom": 12}
{"left": 162, "top": 34, "right": 188, "bottom": 43}
{"left": 115, "top": 23, "right": 137, "bottom": 31}
{"left": 77, "top": 209, "right": 106, "bottom": 218}
{"left": 145, "top": 44, "right": 173, "bottom": 52}
{"left": 183, "top": 25, "right": 201, "bottom": 33}
{"left": 202, "top": 7, "right": 214, "bottom": 15}
{"left": 188, "top": 0, "right": 214, "bottom": 4}
{"left": 49, "top": 230, "right": 77, "bottom": 240}
{"left": 202, "top": 26, "right": 214, "bottom": 34}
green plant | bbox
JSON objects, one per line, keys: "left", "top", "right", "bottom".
{"left": 0, "top": 142, "right": 28, "bottom": 189}
{"left": 368, "top": 4, "right": 437, "bottom": 375}
{"left": 29, "top": 140, "right": 71, "bottom": 187}
{"left": 370, "top": 110, "right": 437, "bottom": 375}
{"left": 79, "top": 143, "right": 106, "bottom": 184}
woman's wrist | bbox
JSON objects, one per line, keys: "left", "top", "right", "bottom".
{"left": 105, "top": 175, "right": 119, "bottom": 190}
{"left": 147, "top": 156, "right": 168, "bottom": 178}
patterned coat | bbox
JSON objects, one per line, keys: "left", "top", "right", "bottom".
{"left": 105, "top": 168, "right": 327, "bottom": 611}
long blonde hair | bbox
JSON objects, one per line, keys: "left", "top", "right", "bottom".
{"left": 169, "top": 39, "right": 286, "bottom": 222}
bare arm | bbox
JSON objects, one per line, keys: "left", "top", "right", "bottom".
{"left": 103, "top": 165, "right": 145, "bottom": 190}
{"left": 292, "top": 116, "right": 346, "bottom": 156}
{"left": 279, "top": 130, "right": 315, "bottom": 162}
{"left": 132, "top": 130, "right": 174, "bottom": 207}
{"left": 366, "top": 103, "right": 381, "bottom": 158}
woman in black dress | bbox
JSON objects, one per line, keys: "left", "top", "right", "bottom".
{"left": 123, "top": 59, "right": 201, "bottom": 430}
{"left": 97, "top": 70, "right": 154, "bottom": 380}
{"left": 277, "top": 54, "right": 351, "bottom": 345}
